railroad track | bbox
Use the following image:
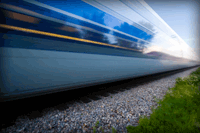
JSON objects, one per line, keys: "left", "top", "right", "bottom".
{"left": 1, "top": 65, "right": 199, "bottom": 132}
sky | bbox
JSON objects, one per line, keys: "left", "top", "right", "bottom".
{"left": 143, "top": 0, "right": 200, "bottom": 61}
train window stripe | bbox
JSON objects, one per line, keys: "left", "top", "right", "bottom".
{"left": 84, "top": 0, "right": 154, "bottom": 36}
{"left": 0, "top": 3, "right": 153, "bottom": 45}
{"left": 138, "top": 0, "right": 175, "bottom": 36}
{"left": 84, "top": 0, "right": 180, "bottom": 49}
{"left": 23, "top": 0, "right": 111, "bottom": 31}
{"left": 23, "top": 0, "right": 153, "bottom": 44}
{"left": 0, "top": 9, "right": 147, "bottom": 50}
{"left": 2, "top": 14, "right": 143, "bottom": 49}
{"left": 119, "top": 0, "right": 175, "bottom": 44}
{"left": 0, "top": 24, "right": 140, "bottom": 52}
{"left": 119, "top": 0, "right": 164, "bottom": 34}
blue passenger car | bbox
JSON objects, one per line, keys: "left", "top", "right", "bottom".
{"left": 0, "top": 0, "right": 199, "bottom": 102}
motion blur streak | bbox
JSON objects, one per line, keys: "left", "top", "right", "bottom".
{"left": 58, "top": 26, "right": 78, "bottom": 32}
{"left": 0, "top": 3, "right": 45, "bottom": 21}
{"left": 1, "top": 9, "right": 40, "bottom": 24}
{"left": 0, "top": 24, "right": 134, "bottom": 50}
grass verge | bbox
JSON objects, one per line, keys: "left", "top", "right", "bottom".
{"left": 92, "top": 67, "right": 200, "bottom": 133}
{"left": 126, "top": 67, "right": 200, "bottom": 133}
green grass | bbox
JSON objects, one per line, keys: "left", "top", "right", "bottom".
{"left": 92, "top": 67, "right": 200, "bottom": 133}
{"left": 126, "top": 67, "right": 200, "bottom": 133}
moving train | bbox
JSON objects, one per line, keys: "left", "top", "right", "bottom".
{"left": 0, "top": 0, "right": 199, "bottom": 102}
